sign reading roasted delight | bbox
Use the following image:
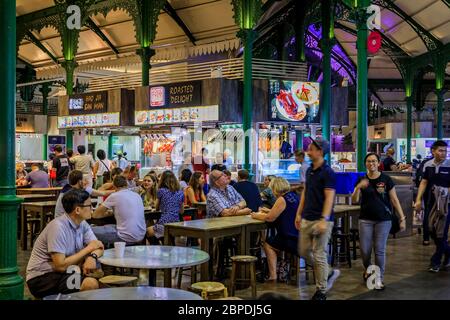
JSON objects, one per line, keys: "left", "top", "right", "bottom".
{"left": 149, "top": 81, "right": 201, "bottom": 108}
{"left": 68, "top": 91, "right": 107, "bottom": 115}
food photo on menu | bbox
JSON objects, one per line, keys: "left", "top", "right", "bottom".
{"left": 173, "top": 109, "right": 181, "bottom": 122}
{"left": 149, "top": 111, "right": 157, "bottom": 124}
{"left": 164, "top": 109, "right": 173, "bottom": 123}
{"left": 181, "top": 108, "right": 190, "bottom": 121}
{"left": 156, "top": 110, "right": 165, "bottom": 123}
{"left": 269, "top": 80, "right": 320, "bottom": 123}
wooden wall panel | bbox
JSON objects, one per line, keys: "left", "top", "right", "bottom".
{"left": 135, "top": 86, "right": 149, "bottom": 111}
{"left": 219, "top": 79, "right": 241, "bottom": 123}
{"left": 252, "top": 79, "right": 269, "bottom": 123}
{"left": 108, "top": 89, "right": 121, "bottom": 113}
{"left": 58, "top": 96, "right": 69, "bottom": 116}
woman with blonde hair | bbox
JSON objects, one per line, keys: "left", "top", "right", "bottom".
{"left": 252, "top": 177, "right": 300, "bottom": 281}
{"left": 146, "top": 170, "right": 184, "bottom": 240}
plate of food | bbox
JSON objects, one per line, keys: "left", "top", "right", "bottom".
{"left": 274, "top": 89, "right": 307, "bottom": 121}
{"left": 136, "top": 111, "right": 148, "bottom": 124}
{"left": 156, "top": 110, "right": 165, "bottom": 123}
{"left": 181, "top": 108, "right": 190, "bottom": 121}
{"left": 149, "top": 111, "right": 156, "bottom": 124}
{"left": 292, "top": 82, "right": 319, "bottom": 105}
{"left": 164, "top": 109, "right": 173, "bottom": 123}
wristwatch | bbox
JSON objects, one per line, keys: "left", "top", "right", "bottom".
{"left": 88, "top": 253, "right": 98, "bottom": 261}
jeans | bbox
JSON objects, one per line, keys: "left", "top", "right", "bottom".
{"left": 299, "top": 219, "right": 334, "bottom": 293}
{"left": 430, "top": 212, "right": 450, "bottom": 267}
{"left": 359, "top": 219, "right": 391, "bottom": 280}
{"left": 91, "top": 224, "right": 123, "bottom": 246}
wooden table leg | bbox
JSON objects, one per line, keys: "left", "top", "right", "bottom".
{"left": 21, "top": 205, "right": 27, "bottom": 251}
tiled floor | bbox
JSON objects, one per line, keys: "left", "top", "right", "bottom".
{"left": 17, "top": 233, "right": 450, "bottom": 300}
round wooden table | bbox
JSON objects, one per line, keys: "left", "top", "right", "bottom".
{"left": 44, "top": 286, "right": 202, "bottom": 300}
{"left": 99, "top": 245, "right": 210, "bottom": 287}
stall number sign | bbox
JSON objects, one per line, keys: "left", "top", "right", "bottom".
{"left": 149, "top": 81, "right": 201, "bottom": 108}
{"left": 69, "top": 91, "right": 107, "bottom": 114}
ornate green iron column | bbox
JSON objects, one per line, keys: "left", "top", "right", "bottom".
{"left": 404, "top": 67, "right": 414, "bottom": 163}
{"left": 321, "top": 0, "right": 335, "bottom": 163}
{"left": 42, "top": 83, "right": 51, "bottom": 160}
{"left": 133, "top": 0, "right": 165, "bottom": 86}
{"left": 232, "top": 0, "right": 262, "bottom": 173}
{"left": 108, "top": 133, "right": 113, "bottom": 160}
{"left": 66, "top": 131, "right": 73, "bottom": 151}
{"left": 435, "top": 56, "right": 446, "bottom": 139}
{"left": 436, "top": 89, "right": 445, "bottom": 139}
{"left": 355, "top": 0, "right": 370, "bottom": 172}
{"left": 0, "top": 0, "right": 24, "bottom": 300}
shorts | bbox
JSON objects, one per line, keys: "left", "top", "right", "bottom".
{"left": 266, "top": 234, "right": 298, "bottom": 255}
{"left": 27, "top": 272, "right": 87, "bottom": 299}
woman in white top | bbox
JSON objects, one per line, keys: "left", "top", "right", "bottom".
{"left": 93, "top": 149, "right": 112, "bottom": 189}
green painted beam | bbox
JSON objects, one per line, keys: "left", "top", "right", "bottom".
{"left": 85, "top": 17, "right": 119, "bottom": 55}
{"left": 0, "top": 0, "right": 24, "bottom": 300}
{"left": 25, "top": 31, "right": 58, "bottom": 64}
{"left": 443, "top": 0, "right": 450, "bottom": 9}
{"left": 163, "top": 1, "right": 196, "bottom": 45}
{"left": 334, "top": 21, "right": 409, "bottom": 58}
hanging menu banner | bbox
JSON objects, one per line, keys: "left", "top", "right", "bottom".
{"left": 149, "top": 81, "right": 202, "bottom": 108}
{"left": 68, "top": 91, "right": 108, "bottom": 115}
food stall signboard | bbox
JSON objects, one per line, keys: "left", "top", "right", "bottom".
{"left": 58, "top": 112, "right": 120, "bottom": 128}
{"left": 269, "top": 80, "right": 320, "bottom": 123}
{"left": 149, "top": 81, "right": 202, "bottom": 108}
{"left": 135, "top": 105, "right": 218, "bottom": 125}
{"left": 68, "top": 91, "right": 108, "bottom": 115}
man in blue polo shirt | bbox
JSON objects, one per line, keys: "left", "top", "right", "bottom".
{"left": 295, "top": 137, "right": 340, "bottom": 300}
{"left": 414, "top": 140, "right": 450, "bottom": 272}
{"left": 26, "top": 189, "right": 104, "bottom": 298}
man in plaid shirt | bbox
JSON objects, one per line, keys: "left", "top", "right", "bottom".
{"left": 206, "top": 170, "right": 252, "bottom": 218}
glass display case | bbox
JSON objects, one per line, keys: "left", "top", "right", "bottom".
{"left": 258, "top": 158, "right": 301, "bottom": 183}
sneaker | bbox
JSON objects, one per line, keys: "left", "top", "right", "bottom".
{"left": 327, "top": 269, "right": 341, "bottom": 291}
{"left": 311, "top": 290, "right": 327, "bottom": 300}
{"left": 423, "top": 240, "right": 430, "bottom": 246}
{"left": 428, "top": 265, "right": 440, "bottom": 273}
{"left": 374, "top": 278, "right": 385, "bottom": 291}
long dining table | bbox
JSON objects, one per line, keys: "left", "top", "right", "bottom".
{"left": 164, "top": 215, "right": 266, "bottom": 283}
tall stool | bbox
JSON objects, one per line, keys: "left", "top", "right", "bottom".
{"left": 190, "top": 281, "right": 228, "bottom": 300}
{"left": 349, "top": 228, "right": 360, "bottom": 260}
{"left": 230, "top": 255, "right": 257, "bottom": 297}
{"left": 331, "top": 232, "right": 352, "bottom": 268}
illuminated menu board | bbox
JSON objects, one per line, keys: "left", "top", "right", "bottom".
{"left": 135, "top": 106, "right": 218, "bottom": 125}
{"left": 58, "top": 112, "right": 120, "bottom": 128}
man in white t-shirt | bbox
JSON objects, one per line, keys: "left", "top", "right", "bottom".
{"left": 54, "top": 170, "right": 114, "bottom": 218}
{"left": 295, "top": 150, "right": 309, "bottom": 185}
{"left": 91, "top": 175, "right": 146, "bottom": 245}
{"left": 70, "top": 145, "right": 95, "bottom": 188}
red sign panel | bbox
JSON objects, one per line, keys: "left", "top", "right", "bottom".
{"left": 150, "top": 86, "right": 165, "bottom": 107}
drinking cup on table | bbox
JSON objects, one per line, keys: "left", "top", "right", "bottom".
{"left": 114, "top": 242, "right": 126, "bottom": 258}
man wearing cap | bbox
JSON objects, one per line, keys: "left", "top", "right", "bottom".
{"left": 295, "top": 136, "right": 340, "bottom": 300}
